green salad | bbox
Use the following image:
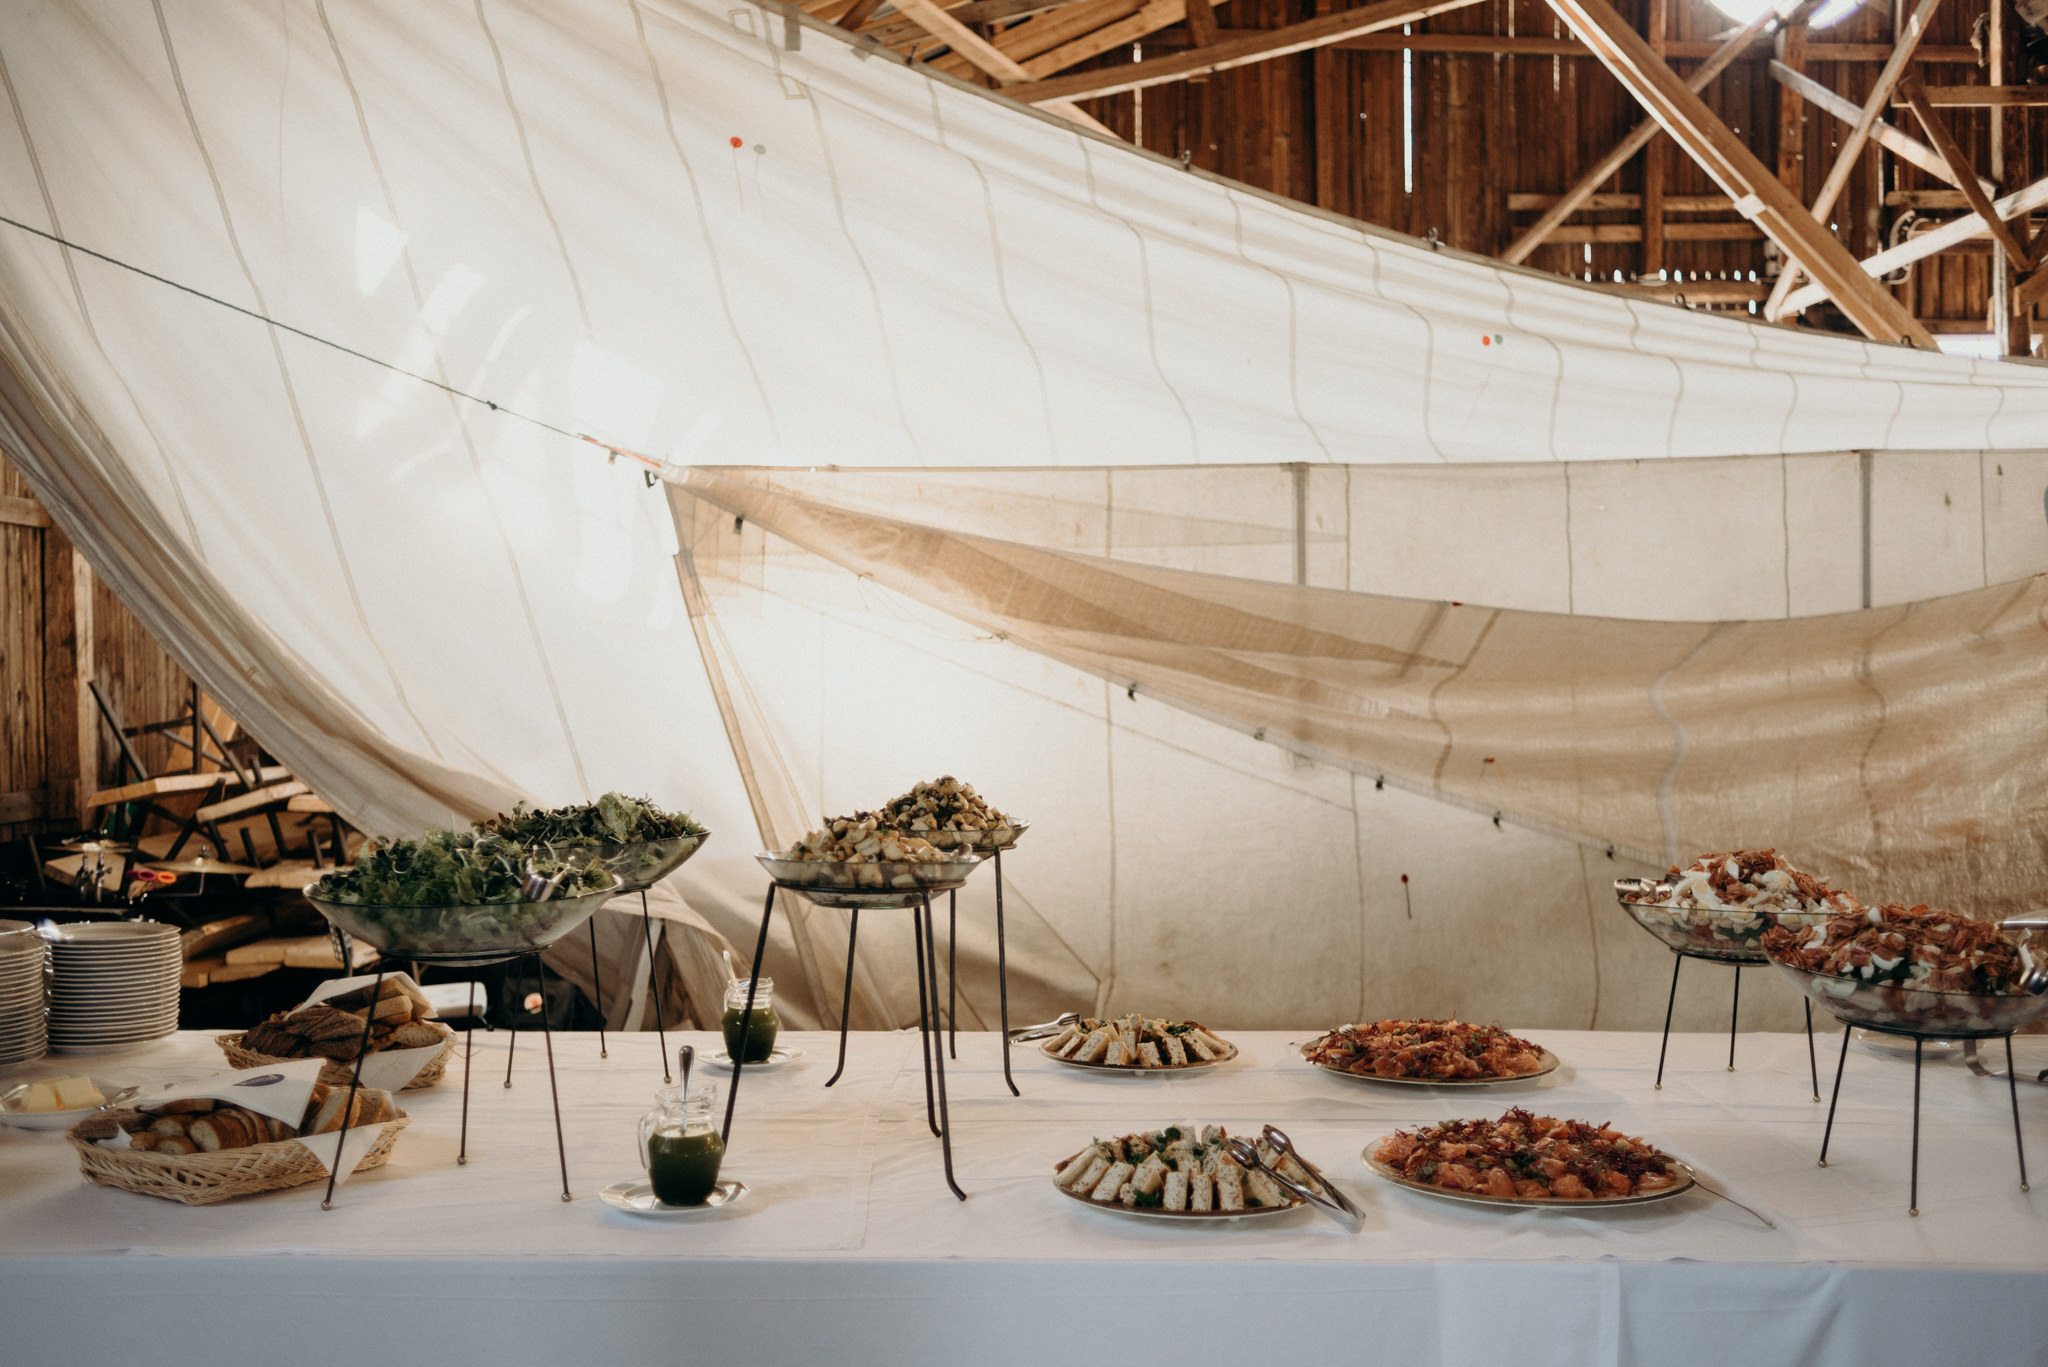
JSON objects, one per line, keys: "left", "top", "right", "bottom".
{"left": 479, "top": 792, "right": 706, "bottom": 849}
{"left": 310, "top": 829, "right": 613, "bottom": 907}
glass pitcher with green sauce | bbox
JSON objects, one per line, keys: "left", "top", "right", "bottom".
{"left": 637, "top": 1083, "right": 723, "bottom": 1207}
{"left": 722, "top": 976, "right": 780, "bottom": 1063}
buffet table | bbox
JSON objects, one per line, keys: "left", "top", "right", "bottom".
{"left": 4, "top": 1028, "right": 2045, "bottom": 1366}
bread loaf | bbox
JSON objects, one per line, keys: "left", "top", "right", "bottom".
{"left": 189, "top": 1109, "right": 254, "bottom": 1152}
{"left": 154, "top": 1135, "right": 196, "bottom": 1156}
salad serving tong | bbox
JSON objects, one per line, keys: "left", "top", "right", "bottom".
{"left": 1007, "top": 1011, "right": 1081, "bottom": 1042}
{"left": 1225, "top": 1126, "right": 1366, "bottom": 1231}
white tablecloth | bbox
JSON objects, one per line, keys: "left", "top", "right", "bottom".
{"left": 3, "top": 1028, "right": 2045, "bottom": 1366}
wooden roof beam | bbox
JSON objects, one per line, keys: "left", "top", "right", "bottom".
{"left": 1502, "top": 8, "right": 1780, "bottom": 266}
{"left": 1769, "top": 60, "right": 1992, "bottom": 196}
{"left": 1545, "top": 0, "right": 1932, "bottom": 347}
{"left": 1762, "top": 0, "right": 1944, "bottom": 320}
{"left": 1897, "top": 71, "right": 2034, "bottom": 268}
{"left": 1778, "top": 172, "right": 2048, "bottom": 314}
{"left": 1015, "top": 0, "right": 1488, "bottom": 104}
{"left": 886, "top": 0, "right": 1120, "bottom": 133}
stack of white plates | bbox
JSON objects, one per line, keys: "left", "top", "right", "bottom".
{"left": 47, "top": 921, "right": 181, "bottom": 1053}
{"left": 0, "top": 920, "right": 47, "bottom": 1064}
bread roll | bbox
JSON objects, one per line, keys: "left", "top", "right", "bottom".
{"left": 149, "top": 1115, "right": 190, "bottom": 1138}
{"left": 388, "top": 1021, "right": 447, "bottom": 1050}
{"left": 150, "top": 1098, "right": 216, "bottom": 1116}
{"left": 190, "top": 1110, "right": 254, "bottom": 1152}
{"left": 127, "top": 1132, "right": 161, "bottom": 1151}
{"left": 154, "top": 1135, "right": 196, "bottom": 1156}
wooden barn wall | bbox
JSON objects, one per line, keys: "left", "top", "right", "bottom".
{"left": 1076, "top": 0, "right": 2046, "bottom": 330}
{"left": 0, "top": 451, "right": 195, "bottom": 840}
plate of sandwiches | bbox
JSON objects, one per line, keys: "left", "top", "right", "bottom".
{"left": 1040, "top": 1015, "right": 1238, "bottom": 1072}
{"left": 1300, "top": 1020, "right": 1559, "bottom": 1086}
{"left": 1052, "top": 1123, "right": 1306, "bottom": 1220}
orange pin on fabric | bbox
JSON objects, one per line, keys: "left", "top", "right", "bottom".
{"left": 730, "top": 136, "right": 743, "bottom": 148}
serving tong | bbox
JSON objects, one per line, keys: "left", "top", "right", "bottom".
{"left": 1007, "top": 1010, "right": 1081, "bottom": 1043}
{"left": 520, "top": 860, "right": 574, "bottom": 902}
{"left": 1997, "top": 916, "right": 2048, "bottom": 996}
{"left": 1224, "top": 1126, "right": 1365, "bottom": 1231}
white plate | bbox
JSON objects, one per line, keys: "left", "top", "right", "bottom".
{"left": 0, "top": 1077, "right": 133, "bottom": 1129}
{"left": 704, "top": 1047, "right": 805, "bottom": 1070}
{"left": 599, "top": 1178, "right": 748, "bottom": 1216}
{"left": 47, "top": 924, "right": 178, "bottom": 945}
{"left": 50, "top": 1035, "right": 174, "bottom": 1054}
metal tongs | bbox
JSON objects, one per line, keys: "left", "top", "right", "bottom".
{"left": 1007, "top": 1010, "right": 1082, "bottom": 1042}
{"left": 521, "top": 859, "right": 573, "bottom": 903}
{"left": 1224, "top": 1126, "right": 1365, "bottom": 1231}
{"left": 1997, "top": 916, "right": 2048, "bottom": 995}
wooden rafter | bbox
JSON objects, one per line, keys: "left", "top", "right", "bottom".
{"left": 1761, "top": 0, "right": 1943, "bottom": 321}
{"left": 1546, "top": 0, "right": 1932, "bottom": 346}
{"left": 1501, "top": 8, "right": 1778, "bottom": 266}
{"left": 1900, "top": 86, "right": 2048, "bottom": 106}
{"left": 1897, "top": 71, "right": 2034, "bottom": 268}
{"left": 885, "top": 0, "right": 1120, "bottom": 134}
{"left": 1778, "top": 171, "right": 2048, "bottom": 314}
{"left": 1769, "top": 60, "right": 1992, "bottom": 195}
{"left": 1015, "top": 0, "right": 1487, "bottom": 104}
{"left": 1184, "top": 0, "right": 1218, "bottom": 45}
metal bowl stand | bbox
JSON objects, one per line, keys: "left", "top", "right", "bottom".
{"left": 1653, "top": 948, "right": 1821, "bottom": 1101}
{"left": 315, "top": 949, "right": 575, "bottom": 1211}
{"left": 727, "top": 879, "right": 988, "bottom": 1201}
{"left": 1815, "top": 1018, "right": 2030, "bottom": 1216}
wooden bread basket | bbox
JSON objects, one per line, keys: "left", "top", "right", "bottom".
{"left": 215, "top": 1025, "right": 455, "bottom": 1090}
{"left": 68, "top": 1112, "right": 409, "bottom": 1205}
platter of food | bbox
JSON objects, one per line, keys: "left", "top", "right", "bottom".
{"left": 1300, "top": 1020, "right": 1557, "bottom": 1086}
{"left": 1039, "top": 1015, "right": 1237, "bottom": 1072}
{"left": 874, "top": 776, "right": 1027, "bottom": 853}
{"left": 1052, "top": 1123, "right": 1311, "bottom": 1221}
{"left": 1762, "top": 903, "right": 2048, "bottom": 1038}
{"left": 0, "top": 1074, "right": 134, "bottom": 1132}
{"left": 1616, "top": 849, "right": 1858, "bottom": 964}
{"left": 1365, "top": 1108, "right": 1694, "bottom": 1209}
{"left": 757, "top": 815, "right": 982, "bottom": 909}
{"left": 306, "top": 828, "right": 618, "bottom": 965}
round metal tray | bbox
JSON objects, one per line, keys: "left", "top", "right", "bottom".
{"left": 1303, "top": 1046, "right": 1562, "bottom": 1087}
{"left": 1040, "top": 1034, "right": 1238, "bottom": 1074}
{"left": 1052, "top": 1171, "right": 1303, "bottom": 1221}
{"left": 1363, "top": 1145, "right": 1695, "bottom": 1209}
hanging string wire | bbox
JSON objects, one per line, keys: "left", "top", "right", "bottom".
{"left": 0, "top": 212, "right": 666, "bottom": 473}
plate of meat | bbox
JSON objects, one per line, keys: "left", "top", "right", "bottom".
{"left": 1301, "top": 1020, "right": 1558, "bottom": 1085}
{"left": 1365, "top": 1108, "right": 1693, "bottom": 1209}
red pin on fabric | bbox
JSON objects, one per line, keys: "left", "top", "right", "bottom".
{"left": 730, "top": 136, "right": 743, "bottom": 148}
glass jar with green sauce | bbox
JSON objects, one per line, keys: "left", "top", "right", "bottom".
{"left": 722, "top": 976, "right": 780, "bottom": 1063}
{"left": 637, "top": 1083, "right": 723, "bottom": 1207}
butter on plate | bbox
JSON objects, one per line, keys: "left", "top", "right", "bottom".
{"left": 13, "top": 1075, "right": 104, "bottom": 1113}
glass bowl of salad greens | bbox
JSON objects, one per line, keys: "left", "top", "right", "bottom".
{"left": 304, "top": 829, "right": 620, "bottom": 966}
{"left": 479, "top": 794, "right": 711, "bottom": 894}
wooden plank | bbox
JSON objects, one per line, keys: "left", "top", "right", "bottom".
{"left": 282, "top": 934, "right": 376, "bottom": 970}
{"left": 1769, "top": 60, "right": 1990, "bottom": 194}
{"left": 1643, "top": 0, "right": 1668, "bottom": 278}
{"left": 179, "top": 912, "right": 272, "bottom": 962}
{"left": 1023, "top": 0, "right": 1184, "bottom": 77}
{"left": 286, "top": 793, "right": 334, "bottom": 813}
{"left": 1547, "top": 0, "right": 1932, "bottom": 346}
{"left": 1507, "top": 192, "right": 1729, "bottom": 211}
{"left": 0, "top": 494, "right": 48, "bottom": 529}
{"left": 887, "top": 0, "right": 1118, "bottom": 133}
{"left": 1896, "top": 86, "right": 2048, "bottom": 107}
{"left": 1604, "top": 278, "right": 1768, "bottom": 304}
{"left": 924, "top": 0, "right": 1141, "bottom": 71}
{"left": 1544, "top": 222, "right": 1763, "bottom": 242}
{"left": 1762, "top": 0, "right": 1945, "bottom": 321}
{"left": 0, "top": 789, "right": 42, "bottom": 823}
{"left": 1774, "top": 20, "right": 1805, "bottom": 192}
{"left": 85, "top": 771, "right": 224, "bottom": 808}
{"left": 195, "top": 779, "right": 307, "bottom": 824}
{"left": 1250, "top": 35, "right": 1979, "bottom": 59}
{"left": 835, "top": 0, "right": 884, "bottom": 28}
{"left": 1016, "top": 0, "right": 1489, "bottom": 104}
{"left": 1184, "top": 0, "right": 1217, "bottom": 45}
{"left": 1500, "top": 9, "right": 1778, "bottom": 265}
{"left": 1780, "top": 172, "right": 2048, "bottom": 313}
{"left": 1897, "top": 72, "right": 2033, "bottom": 267}
{"left": 1312, "top": 0, "right": 1336, "bottom": 206}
